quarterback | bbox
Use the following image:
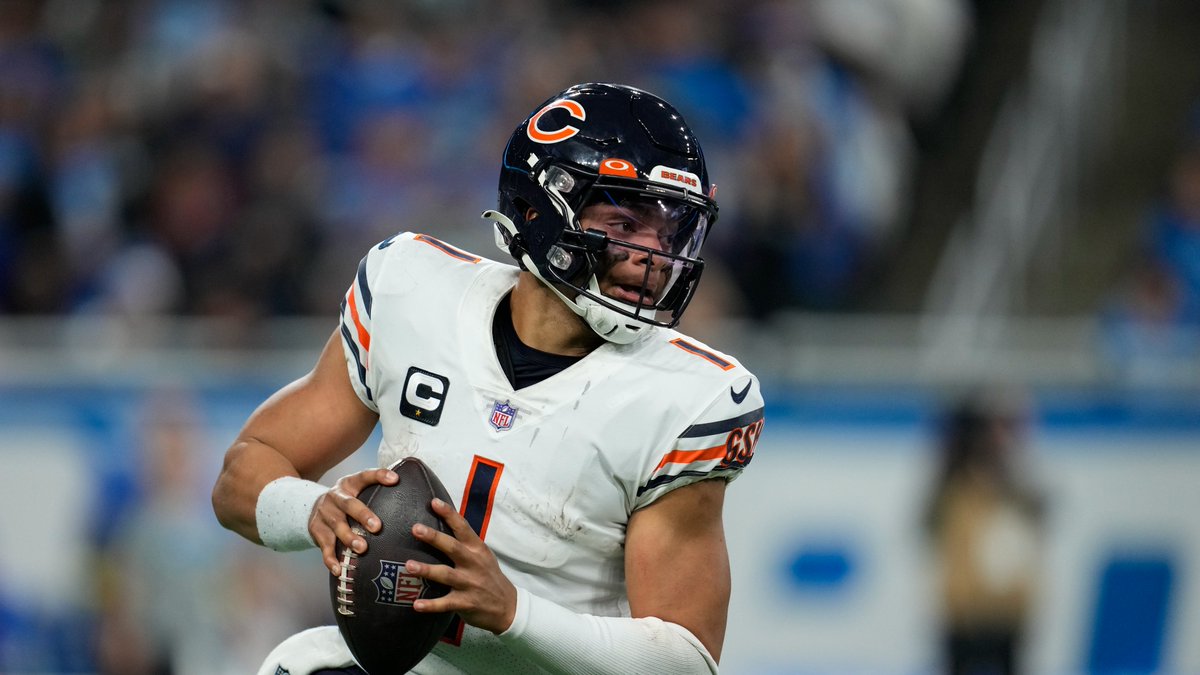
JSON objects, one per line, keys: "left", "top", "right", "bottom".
{"left": 212, "top": 83, "right": 764, "bottom": 674}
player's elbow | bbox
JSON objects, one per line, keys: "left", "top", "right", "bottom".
{"left": 211, "top": 459, "right": 239, "bottom": 533}
{"left": 657, "top": 618, "right": 722, "bottom": 673}
{"left": 210, "top": 442, "right": 259, "bottom": 540}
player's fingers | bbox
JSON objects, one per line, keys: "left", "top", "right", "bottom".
{"left": 332, "top": 471, "right": 395, "bottom": 535}
{"left": 412, "top": 521, "right": 462, "bottom": 559}
{"left": 411, "top": 595, "right": 455, "bottom": 614}
{"left": 312, "top": 527, "right": 341, "bottom": 576}
{"left": 404, "top": 562, "right": 468, "bottom": 616}
{"left": 336, "top": 494, "right": 383, "bottom": 535}
{"left": 308, "top": 497, "right": 344, "bottom": 571}
{"left": 328, "top": 513, "right": 368, "bottom": 556}
{"left": 403, "top": 559, "right": 458, "bottom": 587}
{"left": 337, "top": 467, "right": 399, "bottom": 496}
{"left": 375, "top": 467, "right": 400, "bottom": 485}
{"left": 430, "top": 497, "right": 480, "bottom": 541}
{"left": 311, "top": 520, "right": 352, "bottom": 577}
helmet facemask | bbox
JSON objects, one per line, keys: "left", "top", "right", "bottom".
{"left": 568, "top": 185, "right": 710, "bottom": 324}
{"left": 515, "top": 163, "right": 713, "bottom": 333}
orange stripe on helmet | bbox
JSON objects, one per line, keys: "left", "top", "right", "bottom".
{"left": 527, "top": 99, "right": 586, "bottom": 144}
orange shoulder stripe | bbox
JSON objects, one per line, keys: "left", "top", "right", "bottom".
{"left": 348, "top": 285, "right": 371, "bottom": 353}
{"left": 415, "top": 233, "right": 481, "bottom": 263}
{"left": 653, "top": 444, "right": 728, "bottom": 472}
{"left": 669, "top": 338, "right": 734, "bottom": 370}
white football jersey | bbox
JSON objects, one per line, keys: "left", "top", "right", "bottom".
{"left": 334, "top": 232, "right": 764, "bottom": 674}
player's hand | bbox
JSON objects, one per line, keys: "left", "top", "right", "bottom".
{"left": 311, "top": 468, "right": 399, "bottom": 576}
{"left": 405, "top": 497, "right": 518, "bottom": 634}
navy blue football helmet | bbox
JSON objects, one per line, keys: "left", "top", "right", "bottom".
{"left": 483, "top": 83, "right": 718, "bottom": 343}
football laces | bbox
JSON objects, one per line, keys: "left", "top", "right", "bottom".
{"left": 335, "top": 525, "right": 365, "bottom": 616}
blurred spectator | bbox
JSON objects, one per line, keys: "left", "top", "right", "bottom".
{"left": 94, "top": 392, "right": 230, "bottom": 674}
{"left": 1145, "top": 140, "right": 1200, "bottom": 319}
{"left": 94, "top": 391, "right": 326, "bottom": 674}
{"left": 719, "top": 93, "right": 864, "bottom": 316}
{"left": 923, "top": 389, "right": 1045, "bottom": 675}
{"left": 807, "top": 0, "right": 972, "bottom": 122}
{"left": 47, "top": 80, "right": 125, "bottom": 305}
{"left": 1099, "top": 137, "right": 1200, "bottom": 386}
{"left": 0, "top": 0, "right": 69, "bottom": 312}
{"left": 1099, "top": 256, "right": 1200, "bottom": 386}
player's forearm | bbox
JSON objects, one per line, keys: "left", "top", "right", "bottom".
{"left": 212, "top": 438, "right": 308, "bottom": 543}
{"left": 497, "top": 588, "right": 720, "bottom": 675}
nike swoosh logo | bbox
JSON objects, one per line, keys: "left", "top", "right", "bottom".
{"left": 730, "top": 380, "right": 752, "bottom": 405}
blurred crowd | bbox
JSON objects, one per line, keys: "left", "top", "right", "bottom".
{"left": 0, "top": 0, "right": 972, "bottom": 324}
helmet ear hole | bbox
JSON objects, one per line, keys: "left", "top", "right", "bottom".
{"left": 511, "top": 198, "right": 533, "bottom": 222}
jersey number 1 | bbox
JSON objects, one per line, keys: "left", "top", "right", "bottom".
{"left": 441, "top": 455, "right": 504, "bottom": 645}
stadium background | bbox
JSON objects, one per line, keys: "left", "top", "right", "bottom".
{"left": 2, "top": 0, "right": 1199, "bottom": 673}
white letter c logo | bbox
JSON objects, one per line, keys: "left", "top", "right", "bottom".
{"left": 405, "top": 371, "right": 446, "bottom": 411}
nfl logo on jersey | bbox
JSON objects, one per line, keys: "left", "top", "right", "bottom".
{"left": 489, "top": 400, "right": 517, "bottom": 431}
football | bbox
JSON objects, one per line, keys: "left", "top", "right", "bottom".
{"left": 330, "top": 457, "right": 457, "bottom": 674}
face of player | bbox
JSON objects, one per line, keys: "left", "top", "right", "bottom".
{"left": 578, "top": 195, "right": 707, "bottom": 309}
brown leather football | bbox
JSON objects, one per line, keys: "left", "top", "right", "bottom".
{"left": 330, "top": 457, "right": 456, "bottom": 674}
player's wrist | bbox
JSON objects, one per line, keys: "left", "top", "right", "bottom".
{"left": 255, "top": 476, "right": 327, "bottom": 551}
{"left": 497, "top": 586, "right": 531, "bottom": 638}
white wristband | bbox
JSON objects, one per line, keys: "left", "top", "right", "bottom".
{"left": 255, "top": 476, "right": 327, "bottom": 551}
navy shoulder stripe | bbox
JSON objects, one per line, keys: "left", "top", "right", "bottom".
{"left": 679, "top": 407, "right": 764, "bottom": 438}
{"left": 670, "top": 338, "right": 735, "bottom": 370}
{"left": 339, "top": 299, "right": 373, "bottom": 402}
{"left": 636, "top": 469, "right": 713, "bottom": 497}
{"left": 356, "top": 254, "right": 372, "bottom": 318}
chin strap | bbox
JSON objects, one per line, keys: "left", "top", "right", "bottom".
{"left": 483, "top": 209, "right": 649, "bottom": 345}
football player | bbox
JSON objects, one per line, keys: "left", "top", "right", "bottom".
{"left": 212, "top": 83, "right": 765, "bottom": 674}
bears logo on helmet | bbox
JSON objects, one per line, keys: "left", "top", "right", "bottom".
{"left": 526, "top": 99, "right": 585, "bottom": 144}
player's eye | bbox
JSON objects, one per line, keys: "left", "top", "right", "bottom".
{"left": 600, "top": 220, "right": 637, "bottom": 234}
